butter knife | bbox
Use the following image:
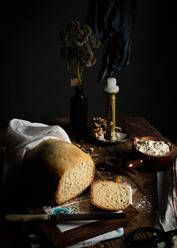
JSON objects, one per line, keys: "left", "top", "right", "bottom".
{"left": 4, "top": 212, "right": 126, "bottom": 223}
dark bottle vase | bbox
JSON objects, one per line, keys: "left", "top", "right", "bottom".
{"left": 70, "top": 85, "right": 88, "bottom": 136}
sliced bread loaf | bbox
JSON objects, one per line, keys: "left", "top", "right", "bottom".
{"left": 24, "top": 139, "right": 95, "bottom": 205}
{"left": 90, "top": 180, "right": 130, "bottom": 211}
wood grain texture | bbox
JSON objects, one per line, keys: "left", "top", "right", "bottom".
{"left": 45, "top": 116, "right": 177, "bottom": 248}
{"left": 1, "top": 116, "right": 177, "bottom": 248}
{"left": 27, "top": 205, "right": 138, "bottom": 248}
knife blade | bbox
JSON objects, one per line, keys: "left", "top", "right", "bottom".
{"left": 4, "top": 212, "right": 126, "bottom": 223}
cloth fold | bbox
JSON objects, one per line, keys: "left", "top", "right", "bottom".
{"left": 4, "top": 118, "right": 71, "bottom": 163}
{"left": 156, "top": 156, "right": 177, "bottom": 248}
{"left": 157, "top": 157, "right": 177, "bottom": 231}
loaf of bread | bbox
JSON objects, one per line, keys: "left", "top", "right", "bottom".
{"left": 90, "top": 180, "right": 130, "bottom": 211}
{"left": 24, "top": 139, "right": 95, "bottom": 205}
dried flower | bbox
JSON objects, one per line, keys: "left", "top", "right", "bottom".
{"left": 60, "top": 21, "right": 100, "bottom": 86}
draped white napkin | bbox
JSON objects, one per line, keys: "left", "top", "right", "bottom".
{"left": 156, "top": 156, "right": 177, "bottom": 247}
{"left": 4, "top": 118, "right": 71, "bottom": 163}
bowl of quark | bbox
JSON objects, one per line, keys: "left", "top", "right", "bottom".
{"left": 132, "top": 136, "right": 173, "bottom": 171}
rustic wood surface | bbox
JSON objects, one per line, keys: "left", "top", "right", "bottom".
{"left": 27, "top": 205, "right": 138, "bottom": 248}
{"left": 0, "top": 116, "right": 177, "bottom": 248}
{"left": 45, "top": 116, "right": 177, "bottom": 248}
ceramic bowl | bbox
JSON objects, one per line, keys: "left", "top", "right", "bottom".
{"left": 132, "top": 136, "right": 173, "bottom": 171}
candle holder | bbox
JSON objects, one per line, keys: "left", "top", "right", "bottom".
{"left": 89, "top": 78, "right": 128, "bottom": 144}
{"left": 103, "top": 78, "right": 127, "bottom": 143}
{"left": 105, "top": 92, "right": 118, "bottom": 142}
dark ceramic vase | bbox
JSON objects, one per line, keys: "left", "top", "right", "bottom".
{"left": 70, "top": 85, "right": 88, "bottom": 137}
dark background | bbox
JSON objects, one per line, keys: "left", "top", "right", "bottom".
{"left": 0, "top": 1, "right": 176, "bottom": 142}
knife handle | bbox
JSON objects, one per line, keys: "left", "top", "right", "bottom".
{"left": 4, "top": 214, "right": 49, "bottom": 223}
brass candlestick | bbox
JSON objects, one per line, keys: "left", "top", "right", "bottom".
{"left": 91, "top": 78, "right": 127, "bottom": 144}
{"left": 104, "top": 78, "right": 119, "bottom": 143}
{"left": 105, "top": 92, "right": 118, "bottom": 142}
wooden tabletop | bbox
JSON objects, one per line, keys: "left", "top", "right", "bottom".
{"left": 46, "top": 116, "right": 177, "bottom": 248}
{"left": 0, "top": 116, "right": 177, "bottom": 248}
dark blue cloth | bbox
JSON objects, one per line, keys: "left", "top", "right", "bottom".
{"left": 90, "top": 0, "right": 136, "bottom": 81}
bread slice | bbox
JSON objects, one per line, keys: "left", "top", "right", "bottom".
{"left": 90, "top": 180, "right": 130, "bottom": 211}
{"left": 24, "top": 139, "right": 95, "bottom": 205}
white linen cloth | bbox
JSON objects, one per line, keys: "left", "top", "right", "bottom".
{"left": 156, "top": 156, "right": 177, "bottom": 247}
{"left": 4, "top": 118, "right": 71, "bottom": 163}
{"left": 3, "top": 118, "right": 126, "bottom": 248}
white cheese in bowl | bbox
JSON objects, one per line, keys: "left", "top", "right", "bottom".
{"left": 135, "top": 140, "right": 170, "bottom": 156}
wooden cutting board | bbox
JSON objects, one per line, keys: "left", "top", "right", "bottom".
{"left": 27, "top": 204, "right": 138, "bottom": 248}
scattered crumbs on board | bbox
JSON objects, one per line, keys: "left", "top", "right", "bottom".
{"left": 134, "top": 195, "right": 152, "bottom": 213}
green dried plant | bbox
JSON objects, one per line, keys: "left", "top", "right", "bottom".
{"left": 60, "top": 21, "right": 100, "bottom": 87}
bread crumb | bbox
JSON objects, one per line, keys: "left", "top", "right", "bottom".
{"left": 114, "top": 176, "right": 122, "bottom": 183}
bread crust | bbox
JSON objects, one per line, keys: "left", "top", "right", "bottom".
{"left": 90, "top": 180, "right": 130, "bottom": 211}
{"left": 25, "top": 139, "right": 93, "bottom": 176}
{"left": 24, "top": 138, "right": 95, "bottom": 204}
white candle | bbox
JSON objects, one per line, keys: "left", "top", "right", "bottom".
{"left": 104, "top": 78, "right": 119, "bottom": 93}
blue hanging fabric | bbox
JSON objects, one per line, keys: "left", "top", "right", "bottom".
{"left": 90, "top": 0, "right": 136, "bottom": 81}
